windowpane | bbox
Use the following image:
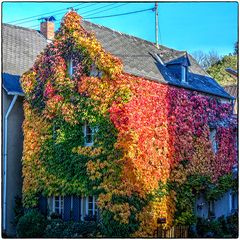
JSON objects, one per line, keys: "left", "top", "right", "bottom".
{"left": 210, "top": 129, "right": 217, "bottom": 153}
{"left": 84, "top": 124, "right": 95, "bottom": 146}
{"left": 86, "top": 134, "right": 93, "bottom": 144}
{"left": 54, "top": 196, "right": 63, "bottom": 215}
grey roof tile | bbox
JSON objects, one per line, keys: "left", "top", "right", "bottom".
{"left": 2, "top": 23, "right": 47, "bottom": 76}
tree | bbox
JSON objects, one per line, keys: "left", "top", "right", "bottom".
{"left": 207, "top": 55, "right": 237, "bottom": 86}
{"left": 192, "top": 50, "right": 221, "bottom": 70}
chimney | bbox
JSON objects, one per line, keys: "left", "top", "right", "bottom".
{"left": 40, "top": 16, "right": 56, "bottom": 40}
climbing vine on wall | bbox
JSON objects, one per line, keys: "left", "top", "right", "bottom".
{"left": 21, "top": 11, "right": 237, "bottom": 237}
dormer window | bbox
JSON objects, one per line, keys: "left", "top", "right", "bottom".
{"left": 166, "top": 53, "right": 191, "bottom": 83}
{"left": 181, "top": 66, "right": 187, "bottom": 83}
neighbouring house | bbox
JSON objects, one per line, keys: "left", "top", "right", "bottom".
{"left": 2, "top": 11, "right": 237, "bottom": 237}
{"left": 224, "top": 68, "right": 238, "bottom": 117}
{"left": 224, "top": 84, "right": 238, "bottom": 116}
{"left": 2, "top": 23, "right": 47, "bottom": 236}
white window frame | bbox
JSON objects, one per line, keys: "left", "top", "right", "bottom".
{"left": 53, "top": 196, "right": 64, "bottom": 215}
{"left": 83, "top": 123, "right": 98, "bottom": 147}
{"left": 181, "top": 65, "right": 187, "bottom": 83}
{"left": 85, "top": 196, "right": 97, "bottom": 217}
{"left": 210, "top": 128, "right": 217, "bottom": 154}
{"left": 68, "top": 58, "right": 77, "bottom": 77}
{"left": 229, "top": 191, "right": 238, "bottom": 213}
{"left": 68, "top": 58, "right": 73, "bottom": 77}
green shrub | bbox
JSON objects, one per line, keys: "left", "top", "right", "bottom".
{"left": 12, "top": 195, "right": 24, "bottom": 226}
{"left": 196, "top": 214, "right": 239, "bottom": 238}
{"left": 226, "top": 213, "right": 238, "bottom": 238}
{"left": 44, "top": 219, "right": 67, "bottom": 238}
{"left": 44, "top": 219, "right": 98, "bottom": 238}
{"left": 16, "top": 209, "right": 46, "bottom": 237}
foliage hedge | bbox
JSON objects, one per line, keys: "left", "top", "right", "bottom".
{"left": 16, "top": 209, "right": 46, "bottom": 238}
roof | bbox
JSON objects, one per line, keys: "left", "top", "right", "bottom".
{"left": 2, "top": 73, "right": 24, "bottom": 96}
{"left": 166, "top": 54, "right": 191, "bottom": 67}
{"left": 2, "top": 23, "right": 47, "bottom": 95}
{"left": 82, "top": 20, "right": 233, "bottom": 99}
{"left": 2, "top": 22, "right": 233, "bottom": 99}
{"left": 225, "top": 68, "right": 238, "bottom": 77}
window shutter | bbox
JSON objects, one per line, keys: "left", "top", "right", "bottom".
{"left": 64, "top": 196, "right": 71, "bottom": 221}
{"left": 73, "top": 196, "right": 81, "bottom": 221}
{"left": 38, "top": 195, "right": 47, "bottom": 216}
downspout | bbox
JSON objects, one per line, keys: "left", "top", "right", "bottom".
{"left": 3, "top": 95, "right": 18, "bottom": 232}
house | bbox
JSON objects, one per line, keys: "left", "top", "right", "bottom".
{"left": 224, "top": 68, "right": 238, "bottom": 117}
{"left": 2, "top": 23, "right": 47, "bottom": 236}
{"left": 224, "top": 84, "right": 237, "bottom": 116}
{"left": 3, "top": 10, "right": 237, "bottom": 237}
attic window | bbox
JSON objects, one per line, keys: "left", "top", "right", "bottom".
{"left": 181, "top": 66, "right": 187, "bottom": 83}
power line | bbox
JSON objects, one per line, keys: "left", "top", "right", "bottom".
{"left": 84, "top": 7, "right": 154, "bottom": 20}
{"left": 84, "top": 3, "right": 128, "bottom": 18}
{"left": 23, "top": 6, "right": 154, "bottom": 29}
{"left": 6, "top": 3, "right": 85, "bottom": 24}
{"left": 7, "top": 3, "right": 96, "bottom": 24}
{"left": 79, "top": 3, "right": 116, "bottom": 16}
{"left": 9, "top": 3, "right": 119, "bottom": 28}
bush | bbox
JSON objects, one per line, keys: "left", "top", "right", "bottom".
{"left": 226, "top": 213, "right": 238, "bottom": 237}
{"left": 44, "top": 219, "right": 67, "bottom": 238}
{"left": 16, "top": 209, "right": 46, "bottom": 237}
{"left": 196, "top": 214, "right": 239, "bottom": 238}
{"left": 12, "top": 195, "right": 24, "bottom": 226}
{"left": 44, "top": 219, "right": 99, "bottom": 238}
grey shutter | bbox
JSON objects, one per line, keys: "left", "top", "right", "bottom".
{"left": 64, "top": 196, "right": 71, "bottom": 221}
{"left": 38, "top": 195, "right": 47, "bottom": 216}
{"left": 73, "top": 196, "right": 81, "bottom": 221}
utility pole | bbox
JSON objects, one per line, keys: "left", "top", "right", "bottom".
{"left": 155, "top": 2, "right": 159, "bottom": 49}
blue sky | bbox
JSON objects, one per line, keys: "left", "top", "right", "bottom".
{"left": 2, "top": 2, "right": 238, "bottom": 56}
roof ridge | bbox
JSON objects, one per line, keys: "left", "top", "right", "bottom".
{"left": 2, "top": 23, "right": 47, "bottom": 41}
{"left": 82, "top": 19, "right": 182, "bottom": 54}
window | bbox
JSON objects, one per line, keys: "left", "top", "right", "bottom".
{"left": 229, "top": 191, "right": 238, "bottom": 213}
{"left": 68, "top": 58, "right": 77, "bottom": 77}
{"left": 208, "top": 200, "right": 215, "bottom": 218}
{"left": 86, "top": 196, "right": 97, "bottom": 217}
{"left": 90, "top": 64, "right": 102, "bottom": 77}
{"left": 53, "top": 196, "right": 64, "bottom": 215}
{"left": 181, "top": 66, "right": 187, "bottom": 83}
{"left": 83, "top": 123, "right": 98, "bottom": 147}
{"left": 210, "top": 129, "right": 217, "bottom": 154}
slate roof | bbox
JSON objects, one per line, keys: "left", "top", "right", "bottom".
{"left": 2, "top": 23, "right": 47, "bottom": 95}
{"left": 82, "top": 20, "right": 233, "bottom": 99}
{"left": 166, "top": 54, "right": 191, "bottom": 67}
{"left": 2, "top": 22, "right": 233, "bottom": 99}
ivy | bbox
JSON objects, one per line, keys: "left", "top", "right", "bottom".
{"left": 21, "top": 10, "right": 237, "bottom": 237}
